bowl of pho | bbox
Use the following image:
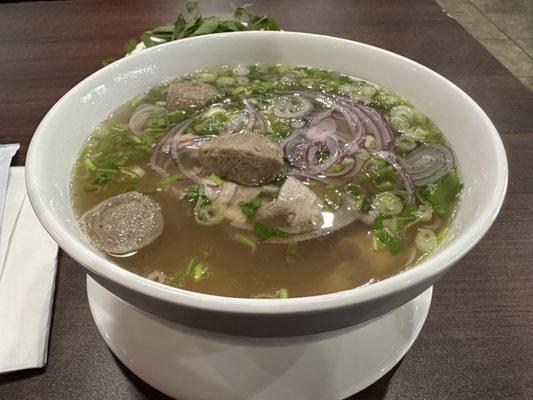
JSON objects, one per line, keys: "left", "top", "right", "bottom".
{"left": 26, "top": 31, "right": 507, "bottom": 337}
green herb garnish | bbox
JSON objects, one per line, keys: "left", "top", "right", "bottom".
{"left": 238, "top": 197, "right": 262, "bottom": 218}
{"left": 415, "top": 171, "right": 463, "bottom": 217}
{"left": 253, "top": 222, "right": 290, "bottom": 242}
{"left": 155, "top": 173, "right": 183, "bottom": 189}
{"left": 209, "top": 173, "right": 224, "bottom": 186}
{"left": 233, "top": 233, "right": 257, "bottom": 252}
{"left": 103, "top": 2, "right": 280, "bottom": 65}
{"left": 375, "top": 228, "right": 404, "bottom": 254}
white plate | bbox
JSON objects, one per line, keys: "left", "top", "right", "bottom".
{"left": 88, "top": 276, "right": 432, "bottom": 400}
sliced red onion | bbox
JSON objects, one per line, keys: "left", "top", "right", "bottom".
{"left": 295, "top": 91, "right": 366, "bottom": 154}
{"left": 374, "top": 151, "right": 415, "bottom": 203}
{"left": 129, "top": 104, "right": 162, "bottom": 135}
{"left": 358, "top": 104, "right": 395, "bottom": 151}
{"left": 273, "top": 95, "right": 313, "bottom": 119}
{"left": 169, "top": 121, "right": 194, "bottom": 160}
{"left": 283, "top": 133, "right": 310, "bottom": 169}
{"left": 305, "top": 136, "right": 341, "bottom": 174}
{"left": 402, "top": 143, "right": 454, "bottom": 186}
{"left": 173, "top": 136, "right": 215, "bottom": 182}
{"left": 306, "top": 110, "right": 337, "bottom": 140}
{"left": 149, "top": 123, "right": 186, "bottom": 176}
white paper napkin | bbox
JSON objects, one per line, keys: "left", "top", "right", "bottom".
{"left": 0, "top": 167, "right": 59, "bottom": 373}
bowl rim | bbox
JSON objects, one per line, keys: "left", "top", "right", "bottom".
{"left": 26, "top": 30, "right": 508, "bottom": 315}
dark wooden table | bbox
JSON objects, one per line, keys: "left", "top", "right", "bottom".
{"left": 1, "top": 0, "right": 532, "bottom": 398}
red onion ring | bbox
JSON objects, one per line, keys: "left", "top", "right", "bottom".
{"left": 306, "top": 110, "right": 337, "bottom": 141}
{"left": 401, "top": 143, "right": 455, "bottom": 186}
{"left": 129, "top": 104, "right": 163, "bottom": 136}
{"left": 374, "top": 150, "right": 415, "bottom": 203}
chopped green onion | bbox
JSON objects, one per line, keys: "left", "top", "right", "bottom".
{"left": 277, "top": 288, "right": 289, "bottom": 299}
{"left": 195, "top": 203, "right": 225, "bottom": 226}
{"left": 396, "top": 136, "right": 417, "bottom": 151}
{"left": 437, "top": 226, "right": 448, "bottom": 242}
{"left": 155, "top": 101, "right": 167, "bottom": 107}
{"left": 373, "top": 192, "right": 403, "bottom": 216}
{"left": 415, "top": 228, "right": 438, "bottom": 253}
{"left": 156, "top": 173, "right": 183, "bottom": 188}
{"left": 209, "top": 173, "right": 224, "bottom": 186}
{"left": 233, "top": 233, "right": 257, "bottom": 252}
{"left": 193, "top": 263, "right": 205, "bottom": 281}
{"left": 84, "top": 158, "right": 97, "bottom": 171}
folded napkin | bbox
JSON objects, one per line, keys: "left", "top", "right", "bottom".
{"left": 0, "top": 166, "right": 59, "bottom": 373}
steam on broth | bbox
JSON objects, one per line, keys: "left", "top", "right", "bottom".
{"left": 71, "top": 64, "right": 463, "bottom": 299}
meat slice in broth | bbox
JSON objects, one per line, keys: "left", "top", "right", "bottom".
{"left": 80, "top": 192, "right": 164, "bottom": 255}
{"left": 166, "top": 81, "right": 220, "bottom": 111}
{"left": 256, "top": 177, "right": 321, "bottom": 227}
{"left": 199, "top": 133, "right": 283, "bottom": 185}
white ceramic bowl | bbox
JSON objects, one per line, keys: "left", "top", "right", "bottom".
{"left": 26, "top": 31, "right": 507, "bottom": 337}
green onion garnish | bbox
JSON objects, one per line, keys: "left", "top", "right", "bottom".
{"left": 233, "top": 233, "right": 257, "bottom": 252}
{"left": 155, "top": 173, "right": 183, "bottom": 188}
{"left": 209, "top": 174, "right": 224, "bottom": 186}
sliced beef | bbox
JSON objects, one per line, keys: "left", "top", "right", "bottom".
{"left": 222, "top": 185, "right": 279, "bottom": 225}
{"left": 198, "top": 133, "right": 283, "bottom": 185}
{"left": 166, "top": 81, "right": 220, "bottom": 111}
{"left": 256, "top": 177, "right": 321, "bottom": 227}
{"left": 80, "top": 192, "right": 164, "bottom": 255}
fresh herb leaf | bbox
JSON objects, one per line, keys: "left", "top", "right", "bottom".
{"left": 186, "top": 0, "right": 198, "bottom": 13}
{"left": 233, "top": 233, "right": 257, "bottom": 252}
{"left": 186, "top": 184, "right": 207, "bottom": 203}
{"left": 123, "top": 38, "right": 138, "bottom": 54}
{"left": 103, "top": 2, "right": 280, "bottom": 66}
{"left": 168, "top": 110, "right": 189, "bottom": 125}
{"left": 238, "top": 197, "right": 262, "bottom": 218}
{"left": 253, "top": 222, "right": 290, "bottom": 242}
{"left": 372, "top": 214, "right": 386, "bottom": 230}
{"left": 192, "top": 16, "right": 221, "bottom": 36}
{"left": 375, "top": 228, "right": 404, "bottom": 254}
{"left": 172, "top": 12, "right": 187, "bottom": 40}
{"left": 415, "top": 171, "right": 463, "bottom": 217}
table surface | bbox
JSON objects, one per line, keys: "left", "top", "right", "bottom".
{"left": 1, "top": 0, "right": 532, "bottom": 398}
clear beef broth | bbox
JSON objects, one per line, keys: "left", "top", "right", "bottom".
{"left": 71, "top": 64, "right": 462, "bottom": 298}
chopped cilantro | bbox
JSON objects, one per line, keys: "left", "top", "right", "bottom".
{"left": 253, "top": 222, "right": 290, "bottom": 242}
{"left": 415, "top": 171, "right": 463, "bottom": 217}
{"left": 238, "top": 197, "right": 263, "bottom": 218}
{"left": 372, "top": 214, "right": 386, "bottom": 230}
{"left": 375, "top": 228, "right": 404, "bottom": 254}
